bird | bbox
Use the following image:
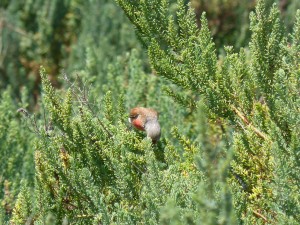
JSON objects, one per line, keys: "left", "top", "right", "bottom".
{"left": 128, "top": 107, "right": 161, "bottom": 143}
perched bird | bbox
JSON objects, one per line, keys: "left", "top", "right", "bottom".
{"left": 128, "top": 107, "right": 161, "bottom": 143}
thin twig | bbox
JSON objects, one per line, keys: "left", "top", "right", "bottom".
{"left": 253, "top": 210, "right": 268, "bottom": 222}
{"left": 231, "top": 105, "right": 268, "bottom": 140}
{"left": 0, "top": 18, "right": 30, "bottom": 38}
{"left": 62, "top": 72, "right": 113, "bottom": 138}
{"left": 76, "top": 214, "right": 94, "bottom": 218}
{"left": 17, "top": 108, "right": 42, "bottom": 136}
{"left": 43, "top": 104, "right": 48, "bottom": 132}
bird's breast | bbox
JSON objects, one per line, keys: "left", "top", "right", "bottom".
{"left": 131, "top": 118, "right": 145, "bottom": 131}
{"left": 145, "top": 120, "right": 161, "bottom": 141}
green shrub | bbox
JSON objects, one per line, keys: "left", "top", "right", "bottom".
{"left": 0, "top": 87, "right": 35, "bottom": 224}
{"left": 115, "top": 0, "right": 300, "bottom": 223}
{"left": 2, "top": 0, "right": 300, "bottom": 224}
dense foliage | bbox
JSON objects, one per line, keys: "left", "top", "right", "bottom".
{"left": 0, "top": 0, "right": 299, "bottom": 224}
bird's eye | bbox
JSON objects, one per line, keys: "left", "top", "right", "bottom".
{"left": 129, "top": 114, "right": 139, "bottom": 119}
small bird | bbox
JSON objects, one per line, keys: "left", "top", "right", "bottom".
{"left": 128, "top": 107, "right": 161, "bottom": 143}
